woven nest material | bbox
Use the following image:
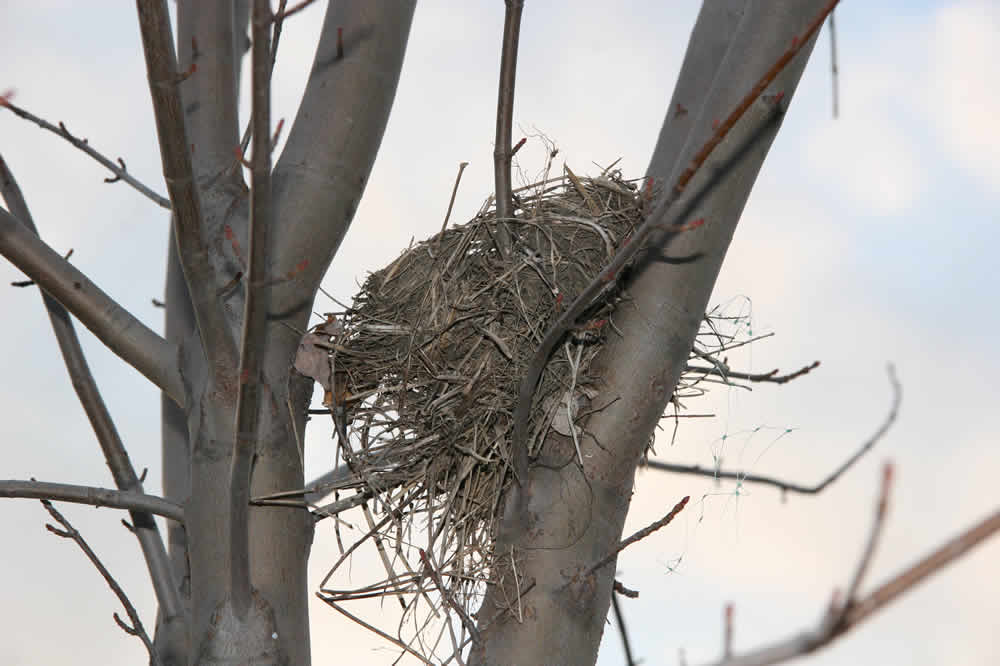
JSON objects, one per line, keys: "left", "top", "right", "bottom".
{"left": 311, "top": 170, "right": 644, "bottom": 609}
{"left": 334, "top": 171, "right": 641, "bottom": 494}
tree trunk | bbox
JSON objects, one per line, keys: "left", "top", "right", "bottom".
{"left": 471, "top": 3, "right": 827, "bottom": 663}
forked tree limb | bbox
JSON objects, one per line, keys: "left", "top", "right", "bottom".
{"left": 644, "top": 365, "right": 900, "bottom": 496}
{"left": 0, "top": 480, "right": 184, "bottom": 522}
{"left": 135, "top": 0, "right": 238, "bottom": 368}
{"left": 492, "top": 0, "right": 524, "bottom": 257}
{"left": 230, "top": 0, "right": 275, "bottom": 619}
{"left": 698, "top": 467, "right": 1000, "bottom": 666}
{"left": 40, "top": 499, "right": 162, "bottom": 666}
{"left": 0, "top": 155, "right": 183, "bottom": 624}
{"left": 0, "top": 204, "right": 185, "bottom": 405}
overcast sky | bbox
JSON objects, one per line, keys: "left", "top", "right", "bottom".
{"left": 1, "top": 2, "right": 998, "bottom": 664}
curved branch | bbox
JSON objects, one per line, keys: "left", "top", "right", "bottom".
{"left": 0, "top": 154, "right": 183, "bottom": 623}
{"left": 40, "top": 500, "right": 161, "bottom": 665}
{"left": 0, "top": 205, "right": 184, "bottom": 405}
{"left": 1, "top": 480, "right": 184, "bottom": 523}
{"left": 644, "top": 366, "right": 900, "bottom": 495}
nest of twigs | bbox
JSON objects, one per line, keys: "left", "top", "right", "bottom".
{"left": 310, "top": 169, "right": 644, "bottom": 633}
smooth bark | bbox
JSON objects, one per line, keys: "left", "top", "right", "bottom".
{"left": 472, "top": 3, "right": 828, "bottom": 664}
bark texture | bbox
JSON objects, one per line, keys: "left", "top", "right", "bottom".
{"left": 471, "top": 3, "right": 826, "bottom": 664}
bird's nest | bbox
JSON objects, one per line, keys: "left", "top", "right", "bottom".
{"left": 303, "top": 169, "right": 646, "bottom": 639}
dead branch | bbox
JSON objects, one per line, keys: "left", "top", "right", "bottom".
{"left": 40, "top": 500, "right": 162, "bottom": 665}
{"left": 643, "top": 365, "right": 900, "bottom": 496}
{"left": 0, "top": 480, "right": 184, "bottom": 522}
{"left": 684, "top": 360, "right": 820, "bottom": 386}
{"left": 699, "top": 465, "right": 1000, "bottom": 666}
{"left": 581, "top": 495, "right": 690, "bottom": 580}
{"left": 492, "top": 0, "right": 523, "bottom": 257}
{"left": 0, "top": 100, "right": 171, "bottom": 208}
{"left": 611, "top": 592, "right": 638, "bottom": 666}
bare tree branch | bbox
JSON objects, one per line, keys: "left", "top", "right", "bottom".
{"left": 271, "top": 1, "right": 415, "bottom": 328}
{"left": 611, "top": 584, "right": 638, "bottom": 666}
{"left": 135, "top": 0, "right": 238, "bottom": 368}
{"left": 0, "top": 100, "right": 171, "bottom": 208}
{"left": 698, "top": 466, "right": 1000, "bottom": 666}
{"left": 492, "top": 0, "right": 524, "bottom": 257}
{"left": 684, "top": 360, "right": 820, "bottom": 386}
{"left": 580, "top": 496, "right": 690, "bottom": 581}
{"left": 643, "top": 365, "right": 900, "bottom": 495}
{"left": 40, "top": 499, "right": 162, "bottom": 666}
{"left": 0, "top": 480, "right": 184, "bottom": 522}
{"left": 0, "top": 154, "right": 183, "bottom": 626}
{"left": 0, "top": 204, "right": 184, "bottom": 405}
{"left": 230, "top": 0, "right": 275, "bottom": 618}
{"left": 176, "top": 1, "right": 242, "bottom": 182}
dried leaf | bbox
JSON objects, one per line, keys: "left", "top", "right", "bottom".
{"left": 293, "top": 332, "right": 332, "bottom": 391}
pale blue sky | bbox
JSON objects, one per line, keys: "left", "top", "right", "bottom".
{"left": 1, "top": 2, "right": 997, "bottom": 664}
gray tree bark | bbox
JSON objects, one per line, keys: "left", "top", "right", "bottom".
{"left": 470, "top": 2, "right": 828, "bottom": 664}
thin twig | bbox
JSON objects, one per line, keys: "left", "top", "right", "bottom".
{"left": 611, "top": 592, "right": 638, "bottom": 666}
{"left": 492, "top": 0, "right": 524, "bottom": 257}
{"left": 581, "top": 495, "right": 689, "bottom": 580}
{"left": 40, "top": 500, "right": 161, "bottom": 666}
{"left": 419, "top": 548, "right": 482, "bottom": 645}
{"left": 316, "top": 594, "right": 435, "bottom": 665}
{"left": 642, "top": 365, "right": 900, "bottom": 496}
{"left": 0, "top": 100, "right": 171, "bottom": 209}
{"left": 829, "top": 11, "right": 839, "bottom": 119}
{"left": 685, "top": 360, "right": 820, "bottom": 386}
{"left": 439, "top": 161, "right": 470, "bottom": 238}
{"left": 0, "top": 479, "right": 184, "bottom": 522}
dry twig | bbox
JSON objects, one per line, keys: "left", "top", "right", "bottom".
{"left": 40, "top": 500, "right": 161, "bottom": 666}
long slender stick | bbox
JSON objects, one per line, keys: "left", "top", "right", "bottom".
{"left": 0, "top": 156, "right": 183, "bottom": 622}
{"left": 1, "top": 480, "right": 184, "bottom": 522}
{"left": 644, "top": 366, "right": 899, "bottom": 496}
{"left": 0, "top": 100, "right": 171, "bottom": 208}
{"left": 492, "top": 0, "right": 524, "bottom": 257}
{"left": 230, "top": 0, "right": 275, "bottom": 619}
{"left": 41, "top": 500, "right": 162, "bottom": 666}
